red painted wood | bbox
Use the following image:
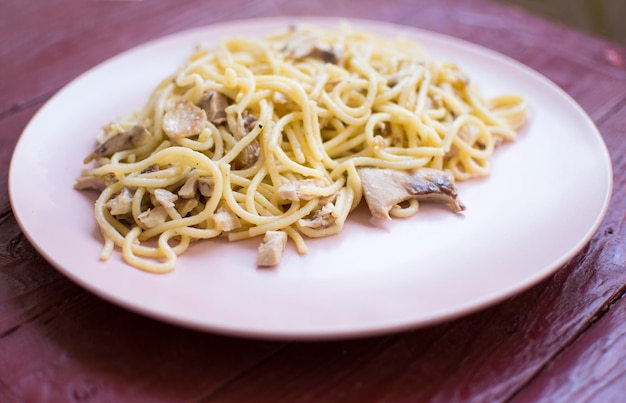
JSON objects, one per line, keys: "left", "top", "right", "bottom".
{"left": 1, "top": 105, "right": 40, "bottom": 214}
{"left": 1, "top": 0, "right": 626, "bottom": 401}
{"left": 513, "top": 285, "right": 626, "bottom": 402}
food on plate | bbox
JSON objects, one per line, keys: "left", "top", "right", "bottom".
{"left": 75, "top": 22, "right": 527, "bottom": 272}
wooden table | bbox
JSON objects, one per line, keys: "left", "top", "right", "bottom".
{"left": 2, "top": 0, "right": 625, "bottom": 401}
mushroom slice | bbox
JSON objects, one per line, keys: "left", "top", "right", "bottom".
{"left": 200, "top": 91, "right": 231, "bottom": 125}
{"left": 141, "top": 164, "right": 160, "bottom": 174}
{"left": 232, "top": 111, "right": 261, "bottom": 169}
{"left": 358, "top": 167, "right": 465, "bottom": 220}
{"left": 233, "top": 140, "right": 260, "bottom": 170}
{"left": 163, "top": 99, "right": 206, "bottom": 139}
{"left": 106, "top": 187, "right": 133, "bottom": 215}
{"left": 84, "top": 125, "right": 149, "bottom": 163}
{"left": 74, "top": 175, "right": 108, "bottom": 192}
{"left": 282, "top": 30, "right": 339, "bottom": 64}
{"left": 240, "top": 111, "right": 258, "bottom": 133}
{"left": 137, "top": 206, "right": 168, "bottom": 228}
{"left": 306, "top": 46, "right": 338, "bottom": 64}
{"left": 257, "top": 230, "right": 288, "bottom": 267}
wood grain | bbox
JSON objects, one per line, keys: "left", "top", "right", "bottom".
{"left": 2, "top": 0, "right": 626, "bottom": 401}
{"left": 512, "top": 293, "right": 626, "bottom": 402}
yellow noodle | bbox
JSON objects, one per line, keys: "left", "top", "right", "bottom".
{"left": 78, "top": 23, "right": 527, "bottom": 272}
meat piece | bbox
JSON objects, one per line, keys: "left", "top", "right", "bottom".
{"left": 374, "top": 121, "right": 389, "bottom": 137}
{"left": 137, "top": 206, "right": 168, "bottom": 228}
{"left": 257, "top": 230, "right": 288, "bottom": 267}
{"left": 163, "top": 99, "right": 206, "bottom": 139}
{"left": 154, "top": 189, "right": 178, "bottom": 208}
{"left": 231, "top": 111, "right": 261, "bottom": 169}
{"left": 358, "top": 167, "right": 465, "bottom": 220}
{"left": 306, "top": 46, "right": 338, "bottom": 64}
{"left": 200, "top": 91, "right": 230, "bottom": 125}
{"left": 177, "top": 175, "right": 213, "bottom": 199}
{"left": 74, "top": 175, "right": 108, "bottom": 191}
{"left": 212, "top": 207, "right": 241, "bottom": 232}
{"left": 299, "top": 202, "right": 335, "bottom": 229}
{"left": 241, "top": 111, "right": 258, "bottom": 133}
{"left": 273, "top": 91, "right": 290, "bottom": 105}
{"left": 106, "top": 187, "right": 133, "bottom": 215}
{"left": 197, "top": 177, "right": 214, "bottom": 197}
{"left": 84, "top": 125, "right": 149, "bottom": 163}
{"left": 141, "top": 164, "right": 160, "bottom": 174}
{"left": 283, "top": 31, "right": 338, "bottom": 64}
{"left": 178, "top": 175, "right": 199, "bottom": 199}
{"left": 279, "top": 182, "right": 302, "bottom": 201}
{"left": 176, "top": 197, "right": 199, "bottom": 217}
{"left": 233, "top": 140, "right": 260, "bottom": 170}
{"left": 278, "top": 178, "right": 330, "bottom": 201}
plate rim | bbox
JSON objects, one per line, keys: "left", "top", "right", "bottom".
{"left": 8, "top": 16, "right": 613, "bottom": 340}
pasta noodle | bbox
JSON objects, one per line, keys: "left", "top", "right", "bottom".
{"left": 76, "top": 23, "right": 527, "bottom": 272}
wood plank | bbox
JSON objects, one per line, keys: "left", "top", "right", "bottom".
{"left": 513, "top": 295, "right": 626, "bottom": 402}
{"left": 206, "top": 76, "right": 626, "bottom": 401}
{"left": 3, "top": 0, "right": 624, "bottom": 117}
{"left": 4, "top": 0, "right": 624, "bottom": 120}
{"left": 194, "top": 236, "right": 625, "bottom": 402}
{"left": 0, "top": 290, "right": 286, "bottom": 402}
{"left": 1, "top": 0, "right": 625, "bottom": 401}
{"left": 0, "top": 211, "right": 287, "bottom": 401}
{"left": 515, "top": 102, "right": 626, "bottom": 399}
{"left": 0, "top": 0, "right": 280, "bottom": 115}
{"left": 0, "top": 104, "right": 42, "bottom": 215}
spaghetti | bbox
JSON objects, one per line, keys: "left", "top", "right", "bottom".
{"left": 76, "top": 23, "right": 527, "bottom": 272}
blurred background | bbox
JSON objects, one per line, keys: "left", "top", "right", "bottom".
{"left": 498, "top": 0, "right": 626, "bottom": 45}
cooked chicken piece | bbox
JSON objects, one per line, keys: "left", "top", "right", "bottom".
{"left": 299, "top": 202, "right": 335, "bottom": 229}
{"left": 163, "top": 99, "right": 206, "bottom": 139}
{"left": 84, "top": 125, "right": 149, "bottom": 163}
{"left": 176, "top": 197, "right": 199, "bottom": 217}
{"left": 279, "top": 182, "right": 302, "bottom": 201}
{"left": 273, "top": 91, "right": 290, "bottom": 105}
{"left": 212, "top": 207, "right": 241, "bottom": 232}
{"left": 137, "top": 206, "right": 168, "bottom": 228}
{"left": 200, "top": 91, "right": 231, "bottom": 125}
{"left": 74, "top": 175, "right": 108, "bottom": 191}
{"left": 178, "top": 175, "right": 199, "bottom": 199}
{"left": 257, "top": 230, "right": 288, "bottom": 267}
{"left": 197, "top": 177, "right": 214, "bottom": 197}
{"left": 358, "top": 167, "right": 465, "bottom": 220}
{"left": 154, "top": 189, "right": 178, "bottom": 208}
{"left": 278, "top": 178, "right": 330, "bottom": 201}
{"left": 106, "top": 187, "right": 133, "bottom": 215}
{"left": 177, "top": 174, "right": 213, "bottom": 199}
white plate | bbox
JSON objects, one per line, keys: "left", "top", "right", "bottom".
{"left": 9, "top": 17, "right": 612, "bottom": 340}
